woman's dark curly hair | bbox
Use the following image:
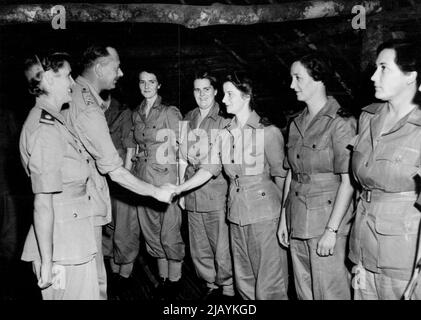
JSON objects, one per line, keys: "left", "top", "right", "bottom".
{"left": 376, "top": 39, "right": 421, "bottom": 106}
{"left": 296, "top": 53, "right": 334, "bottom": 89}
{"left": 194, "top": 70, "right": 218, "bottom": 90}
{"left": 24, "top": 52, "right": 71, "bottom": 97}
{"left": 224, "top": 72, "right": 255, "bottom": 110}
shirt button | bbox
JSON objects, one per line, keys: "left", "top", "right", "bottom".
{"left": 295, "top": 191, "right": 298, "bottom": 196}
{"left": 327, "top": 200, "right": 332, "bottom": 205}
{"left": 232, "top": 145, "right": 235, "bottom": 149}
{"left": 312, "top": 144, "right": 316, "bottom": 148}
{"left": 236, "top": 188, "right": 240, "bottom": 192}
{"left": 153, "top": 126, "right": 156, "bottom": 129}
{"left": 86, "top": 159, "right": 89, "bottom": 163}
{"left": 365, "top": 162, "right": 368, "bottom": 167}
{"left": 235, "top": 174, "right": 239, "bottom": 178}
{"left": 297, "top": 154, "right": 300, "bottom": 159}
{"left": 231, "top": 160, "right": 234, "bottom": 163}
{"left": 79, "top": 149, "right": 82, "bottom": 153}
{"left": 262, "top": 192, "right": 266, "bottom": 196}
{"left": 144, "top": 159, "right": 147, "bottom": 162}
{"left": 73, "top": 213, "right": 78, "bottom": 218}
{"left": 88, "top": 196, "right": 91, "bottom": 200}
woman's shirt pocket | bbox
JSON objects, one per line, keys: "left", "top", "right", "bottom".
{"left": 52, "top": 195, "right": 97, "bottom": 264}
{"left": 374, "top": 200, "right": 420, "bottom": 270}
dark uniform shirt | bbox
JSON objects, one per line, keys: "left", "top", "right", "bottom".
{"left": 104, "top": 98, "right": 133, "bottom": 160}
{"left": 126, "top": 95, "right": 182, "bottom": 185}
{"left": 179, "top": 103, "right": 229, "bottom": 212}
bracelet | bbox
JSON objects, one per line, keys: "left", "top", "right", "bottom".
{"left": 325, "top": 226, "right": 338, "bottom": 234}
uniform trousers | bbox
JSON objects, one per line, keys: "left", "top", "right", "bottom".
{"left": 188, "top": 209, "right": 233, "bottom": 294}
{"left": 230, "top": 218, "right": 289, "bottom": 300}
{"left": 41, "top": 258, "right": 99, "bottom": 300}
{"left": 290, "top": 235, "right": 351, "bottom": 300}
{"left": 137, "top": 199, "right": 185, "bottom": 262}
{"left": 94, "top": 226, "right": 107, "bottom": 300}
{"left": 103, "top": 193, "right": 140, "bottom": 264}
{"left": 353, "top": 263, "right": 421, "bottom": 300}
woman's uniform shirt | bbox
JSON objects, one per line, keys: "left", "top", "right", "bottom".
{"left": 201, "top": 110, "right": 287, "bottom": 226}
{"left": 126, "top": 95, "right": 182, "bottom": 185}
{"left": 349, "top": 103, "right": 421, "bottom": 280}
{"left": 179, "top": 103, "right": 229, "bottom": 212}
{"left": 20, "top": 97, "right": 96, "bottom": 266}
{"left": 284, "top": 96, "right": 356, "bottom": 239}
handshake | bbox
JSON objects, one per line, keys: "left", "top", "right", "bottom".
{"left": 154, "top": 183, "right": 181, "bottom": 204}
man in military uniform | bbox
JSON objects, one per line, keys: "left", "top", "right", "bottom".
{"left": 62, "top": 45, "right": 175, "bottom": 299}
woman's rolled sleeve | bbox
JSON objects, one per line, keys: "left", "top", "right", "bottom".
{"left": 332, "top": 117, "right": 357, "bottom": 174}
{"left": 29, "top": 126, "right": 63, "bottom": 194}
{"left": 75, "top": 108, "right": 123, "bottom": 175}
{"left": 265, "top": 125, "right": 287, "bottom": 177}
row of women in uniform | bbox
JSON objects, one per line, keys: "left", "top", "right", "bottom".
{"left": 20, "top": 38, "right": 421, "bottom": 300}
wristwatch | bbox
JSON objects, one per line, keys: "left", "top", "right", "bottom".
{"left": 325, "top": 226, "right": 338, "bottom": 233}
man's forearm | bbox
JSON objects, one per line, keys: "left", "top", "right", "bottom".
{"left": 125, "top": 148, "right": 135, "bottom": 170}
{"left": 109, "top": 166, "right": 159, "bottom": 197}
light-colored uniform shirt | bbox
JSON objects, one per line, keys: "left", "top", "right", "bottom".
{"left": 349, "top": 103, "right": 421, "bottom": 280}
{"left": 62, "top": 76, "right": 123, "bottom": 226}
{"left": 20, "top": 97, "right": 97, "bottom": 265}
{"left": 201, "top": 110, "right": 287, "bottom": 226}
{"left": 284, "top": 96, "right": 356, "bottom": 239}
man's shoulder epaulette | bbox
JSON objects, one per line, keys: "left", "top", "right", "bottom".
{"left": 39, "top": 109, "right": 56, "bottom": 125}
{"left": 81, "top": 87, "right": 96, "bottom": 106}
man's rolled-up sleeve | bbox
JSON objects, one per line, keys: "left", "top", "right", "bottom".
{"left": 75, "top": 107, "right": 123, "bottom": 175}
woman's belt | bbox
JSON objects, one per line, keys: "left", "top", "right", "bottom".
{"left": 360, "top": 189, "right": 417, "bottom": 203}
{"left": 54, "top": 183, "right": 87, "bottom": 200}
{"left": 291, "top": 172, "right": 339, "bottom": 184}
{"left": 229, "top": 174, "right": 271, "bottom": 188}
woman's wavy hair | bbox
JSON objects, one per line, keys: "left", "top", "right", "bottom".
{"left": 24, "top": 52, "right": 71, "bottom": 97}
{"left": 295, "top": 53, "right": 353, "bottom": 117}
{"left": 224, "top": 72, "right": 255, "bottom": 110}
{"left": 296, "top": 53, "right": 334, "bottom": 89}
{"left": 138, "top": 69, "right": 162, "bottom": 85}
{"left": 376, "top": 39, "right": 421, "bottom": 106}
